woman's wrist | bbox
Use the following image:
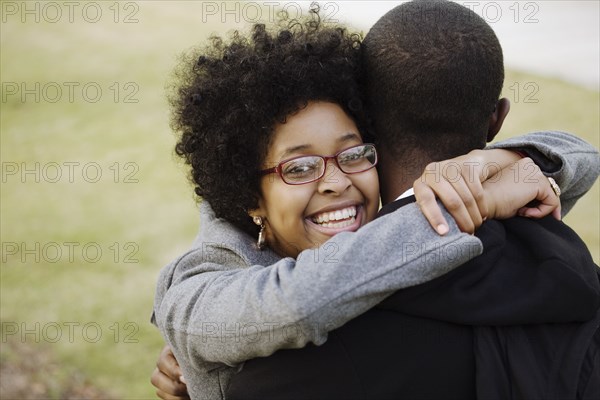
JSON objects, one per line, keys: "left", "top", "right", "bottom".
{"left": 480, "top": 148, "right": 522, "bottom": 177}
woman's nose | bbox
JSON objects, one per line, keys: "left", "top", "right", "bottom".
{"left": 317, "top": 162, "right": 352, "bottom": 195}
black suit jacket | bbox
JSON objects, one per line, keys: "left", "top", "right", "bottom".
{"left": 227, "top": 197, "right": 600, "bottom": 399}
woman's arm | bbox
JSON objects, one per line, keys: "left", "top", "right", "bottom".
{"left": 380, "top": 133, "right": 600, "bottom": 327}
{"left": 154, "top": 133, "right": 590, "bottom": 369}
{"left": 413, "top": 130, "right": 599, "bottom": 230}
{"left": 487, "top": 130, "right": 600, "bottom": 216}
{"left": 154, "top": 202, "right": 482, "bottom": 368}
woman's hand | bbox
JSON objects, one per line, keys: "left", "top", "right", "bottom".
{"left": 151, "top": 345, "right": 189, "bottom": 400}
{"left": 413, "top": 149, "right": 560, "bottom": 234}
{"left": 483, "top": 157, "right": 561, "bottom": 220}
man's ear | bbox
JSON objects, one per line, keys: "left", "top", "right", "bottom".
{"left": 487, "top": 98, "right": 510, "bottom": 142}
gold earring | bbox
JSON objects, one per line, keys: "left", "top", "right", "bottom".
{"left": 253, "top": 216, "right": 266, "bottom": 250}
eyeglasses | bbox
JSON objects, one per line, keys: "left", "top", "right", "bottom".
{"left": 260, "top": 143, "right": 378, "bottom": 185}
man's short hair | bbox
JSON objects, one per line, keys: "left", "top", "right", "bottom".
{"left": 362, "top": 0, "right": 504, "bottom": 159}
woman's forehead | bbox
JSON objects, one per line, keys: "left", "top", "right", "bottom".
{"left": 268, "top": 102, "right": 362, "bottom": 161}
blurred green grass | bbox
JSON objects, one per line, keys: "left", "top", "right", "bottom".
{"left": 1, "top": 1, "right": 598, "bottom": 399}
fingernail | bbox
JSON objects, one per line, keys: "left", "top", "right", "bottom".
{"left": 437, "top": 224, "right": 449, "bottom": 235}
{"left": 180, "top": 375, "right": 187, "bottom": 384}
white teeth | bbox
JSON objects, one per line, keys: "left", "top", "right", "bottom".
{"left": 311, "top": 206, "right": 358, "bottom": 227}
{"left": 321, "top": 217, "right": 355, "bottom": 229}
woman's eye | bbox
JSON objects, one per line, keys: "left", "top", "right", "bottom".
{"left": 284, "top": 162, "right": 316, "bottom": 176}
{"left": 339, "top": 150, "right": 363, "bottom": 163}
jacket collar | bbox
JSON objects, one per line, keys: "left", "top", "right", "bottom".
{"left": 377, "top": 195, "right": 417, "bottom": 218}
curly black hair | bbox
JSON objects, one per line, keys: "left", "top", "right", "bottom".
{"left": 170, "top": 6, "right": 370, "bottom": 236}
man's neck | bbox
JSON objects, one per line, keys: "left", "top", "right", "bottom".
{"left": 378, "top": 156, "right": 426, "bottom": 206}
{"left": 380, "top": 176, "right": 409, "bottom": 206}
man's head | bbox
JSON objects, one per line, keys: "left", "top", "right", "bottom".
{"left": 362, "top": 0, "right": 509, "bottom": 200}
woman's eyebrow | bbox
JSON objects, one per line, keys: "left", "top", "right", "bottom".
{"left": 338, "top": 132, "right": 362, "bottom": 143}
{"left": 279, "top": 132, "right": 361, "bottom": 160}
{"left": 279, "top": 144, "right": 312, "bottom": 160}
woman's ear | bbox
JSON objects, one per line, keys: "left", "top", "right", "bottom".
{"left": 248, "top": 199, "right": 266, "bottom": 220}
{"left": 248, "top": 204, "right": 268, "bottom": 250}
{"left": 487, "top": 98, "right": 510, "bottom": 142}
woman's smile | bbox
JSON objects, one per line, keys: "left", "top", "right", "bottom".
{"left": 306, "top": 203, "right": 363, "bottom": 234}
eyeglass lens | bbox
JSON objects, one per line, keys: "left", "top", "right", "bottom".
{"left": 281, "top": 145, "right": 376, "bottom": 184}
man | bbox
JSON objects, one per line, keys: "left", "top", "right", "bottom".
{"left": 152, "top": 1, "right": 600, "bottom": 398}
{"left": 224, "top": 1, "right": 599, "bottom": 398}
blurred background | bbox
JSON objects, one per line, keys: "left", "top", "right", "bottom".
{"left": 1, "top": 1, "right": 598, "bottom": 398}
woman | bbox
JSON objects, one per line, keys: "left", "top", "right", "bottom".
{"left": 152, "top": 9, "right": 597, "bottom": 400}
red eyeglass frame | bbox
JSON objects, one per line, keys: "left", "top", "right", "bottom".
{"left": 259, "top": 143, "right": 378, "bottom": 185}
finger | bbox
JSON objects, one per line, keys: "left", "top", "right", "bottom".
{"left": 157, "top": 346, "right": 183, "bottom": 382}
{"left": 462, "top": 171, "right": 489, "bottom": 222}
{"left": 413, "top": 180, "right": 449, "bottom": 235}
{"left": 519, "top": 204, "right": 552, "bottom": 219}
{"left": 533, "top": 179, "right": 561, "bottom": 219}
{"left": 440, "top": 157, "right": 488, "bottom": 225}
{"left": 442, "top": 174, "right": 483, "bottom": 230}
{"left": 421, "top": 177, "right": 475, "bottom": 234}
{"left": 517, "top": 186, "right": 561, "bottom": 220}
{"left": 552, "top": 205, "right": 562, "bottom": 220}
{"left": 151, "top": 368, "right": 181, "bottom": 393}
{"left": 151, "top": 368, "right": 189, "bottom": 397}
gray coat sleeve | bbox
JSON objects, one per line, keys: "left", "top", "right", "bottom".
{"left": 487, "top": 130, "right": 600, "bottom": 216}
{"left": 154, "top": 203, "right": 482, "bottom": 368}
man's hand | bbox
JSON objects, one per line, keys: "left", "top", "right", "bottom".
{"left": 151, "top": 345, "right": 190, "bottom": 400}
